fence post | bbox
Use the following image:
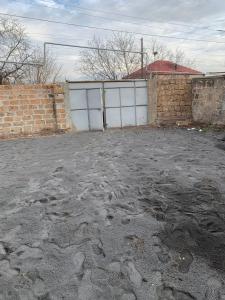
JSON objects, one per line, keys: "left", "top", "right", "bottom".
{"left": 147, "top": 77, "right": 158, "bottom": 125}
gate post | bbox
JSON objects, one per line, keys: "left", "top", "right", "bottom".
{"left": 64, "top": 82, "right": 76, "bottom": 131}
{"left": 147, "top": 77, "right": 158, "bottom": 125}
{"left": 101, "top": 82, "right": 107, "bottom": 130}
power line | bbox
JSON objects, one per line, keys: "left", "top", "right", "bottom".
{"left": 72, "top": 4, "right": 224, "bottom": 33}
{"left": 26, "top": 32, "right": 225, "bottom": 58}
{"left": 1, "top": 12, "right": 225, "bottom": 44}
{"left": 69, "top": 11, "right": 170, "bottom": 33}
{"left": 12, "top": 0, "right": 224, "bottom": 35}
{"left": 17, "top": 0, "right": 192, "bottom": 35}
{"left": 27, "top": 32, "right": 87, "bottom": 42}
{"left": 26, "top": 32, "right": 225, "bottom": 61}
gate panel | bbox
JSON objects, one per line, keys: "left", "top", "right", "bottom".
{"left": 105, "top": 89, "right": 120, "bottom": 107}
{"left": 70, "top": 110, "right": 89, "bottom": 131}
{"left": 120, "top": 88, "right": 135, "bottom": 106}
{"left": 70, "top": 90, "right": 87, "bottom": 109}
{"left": 105, "top": 88, "right": 121, "bottom": 128}
{"left": 121, "top": 107, "right": 136, "bottom": 127}
{"left": 136, "top": 106, "right": 148, "bottom": 125}
{"left": 136, "top": 87, "right": 148, "bottom": 105}
{"left": 87, "top": 89, "right": 102, "bottom": 108}
{"left": 89, "top": 110, "right": 103, "bottom": 130}
{"left": 87, "top": 89, "right": 103, "bottom": 130}
{"left": 135, "top": 85, "right": 148, "bottom": 125}
{"left": 106, "top": 108, "right": 121, "bottom": 128}
{"left": 69, "top": 89, "right": 89, "bottom": 131}
{"left": 120, "top": 87, "right": 136, "bottom": 126}
{"left": 69, "top": 83, "right": 103, "bottom": 131}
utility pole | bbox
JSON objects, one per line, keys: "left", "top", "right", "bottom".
{"left": 141, "top": 38, "right": 144, "bottom": 79}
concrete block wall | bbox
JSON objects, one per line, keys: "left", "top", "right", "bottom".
{"left": 192, "top": 76, "right": 225, "bottom": 125}
{"left": 148, "top": 78, "right": 192, "bottom": 125}
{"left": 0, "top": 84, "right": 70, "bottom": 137}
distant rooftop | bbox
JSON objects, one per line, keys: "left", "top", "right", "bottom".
{"left": 124, "top": 60, "right": 203, "bottom": 79}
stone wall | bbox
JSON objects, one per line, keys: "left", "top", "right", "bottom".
{"left": 192, "top": 76, "right": 225, "bottom": 125}
{"left": 0, "top": 84, "right": 70, "bottom": 137}
{"left": 148, "top": 78, "right": 192, "bottom": 125}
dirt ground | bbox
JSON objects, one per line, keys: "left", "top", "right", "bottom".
{"left": 0, "top": 128, "right": 225, "bottom": 300}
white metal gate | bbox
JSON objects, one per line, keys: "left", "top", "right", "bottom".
{"left": 68, "top": 80, "right": 148, "bottom": 131}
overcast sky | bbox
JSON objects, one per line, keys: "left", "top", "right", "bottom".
{"left": 1, "top": 0, "right": 225, "bottom": 80}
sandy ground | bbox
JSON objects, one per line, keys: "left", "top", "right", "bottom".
{"left": 0, "top": 128, "right": 225, "bottom": 300}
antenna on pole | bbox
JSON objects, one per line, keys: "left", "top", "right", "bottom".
{"left": 153, "top": 51, "right": 158, "bottom": 61}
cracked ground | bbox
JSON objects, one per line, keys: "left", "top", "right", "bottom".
{"left": 0, "top": 128, "right": 225, "bottom": 300}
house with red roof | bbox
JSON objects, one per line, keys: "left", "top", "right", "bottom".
{"left": 124, "top": 60, "right": 203, "bottom": 79}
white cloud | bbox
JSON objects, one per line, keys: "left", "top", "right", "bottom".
{"left": 35, "top": 0, "right": 61, "bottom": 8}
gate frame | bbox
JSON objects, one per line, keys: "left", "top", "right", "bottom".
{"left": 67, "top": 79, "right": 149, "bottom": 131}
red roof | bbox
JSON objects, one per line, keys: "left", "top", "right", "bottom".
{"left": 124, "top": 60, "right": 202, "bottom": 79}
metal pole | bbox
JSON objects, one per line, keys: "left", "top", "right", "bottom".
{"left": 0, "top": 42, "right": 147, "bottom": 69}
{"left": 43, "top": 42, "right": 147, "bottom": 68}
{"left": 102, "top": 82, "right": 107, "bottom": 130}
{"left": 141, "top": 38, "right": 144, "bottom": 79}
{"left": 44, "top": 42, "right": 143, "bottom": 57}
{"left": 86, "top": 89, "right": 91, "bottom": 131}
{"left": 0, "top": 60, "right": 42, "bottom": 66}
{"left": 134, "top": 81, "right": 137, "bottom": 126}
{"left": 119, "top": 88, "right": 122, "bottom": 128}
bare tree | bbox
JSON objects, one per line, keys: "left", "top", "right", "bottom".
{"left": 80, "top": 35, "right": 195, "bottom": 80}
{"left": 148, "top": 39, "right": 195, "bottom": 67}
{"left": 80, "top": 33, "right": 141, "bottom": 80}
{"left": 24, "top": 48, "right": 62, "bottom": 84}
{"left": 0, "top": 17, "right": 32, "bottom": 84}
{"left": 149, "top": 39, "right": 172, "bottom": 61}
{"left": 0, "top": 17, "right": 62, "bottom": 84}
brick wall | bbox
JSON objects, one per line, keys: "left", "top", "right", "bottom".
{"left": 0, "top": 84, "right": 70, "bottom": 137}
{"left": 192, "top": 76, "right": 225, "bottom": 125}
{"left": 157, "top": 78, "right": 192, "bottom": 124}
{"left": 148, "top": 78, "right": 192, "bottom": 125}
